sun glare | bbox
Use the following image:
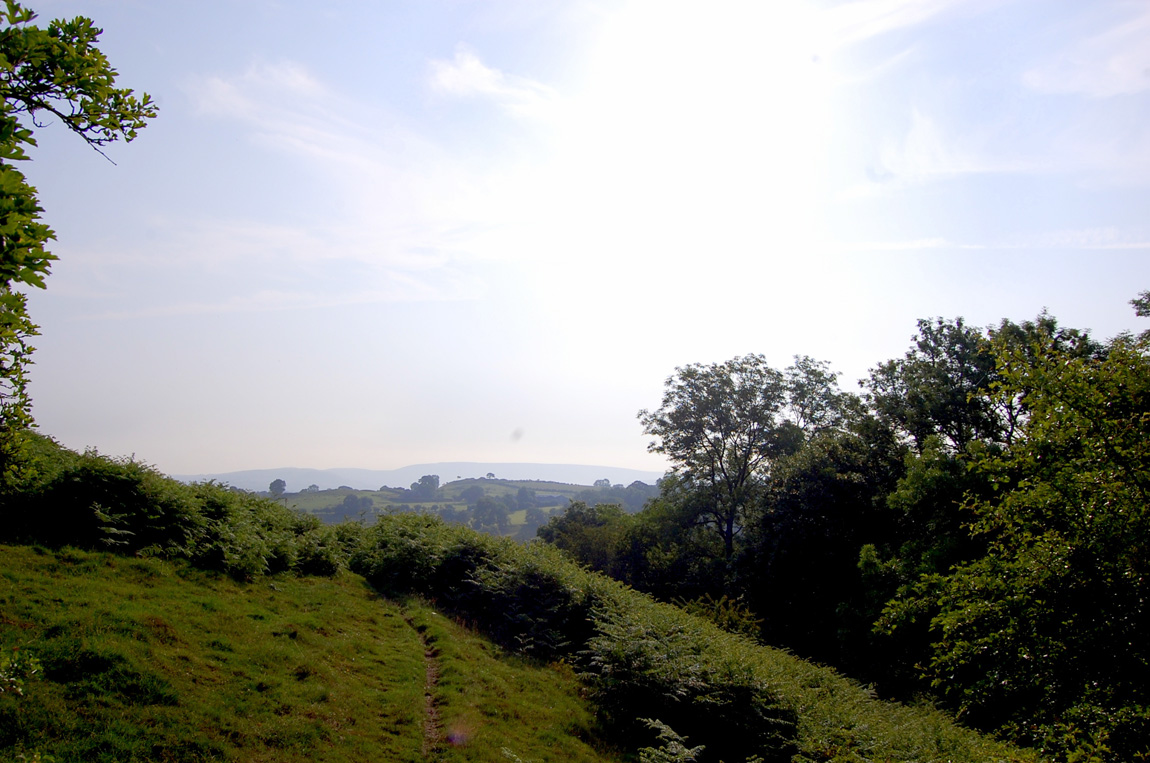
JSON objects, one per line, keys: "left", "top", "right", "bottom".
{"left": 531, "top": 2, "right": 831, "bottom": 276}
{"left": 487, "top": 1, "right": 835, "bottom": 358}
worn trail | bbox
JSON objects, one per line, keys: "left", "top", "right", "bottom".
{"left": 403, "top": 611, "right": 444, "bottom": 761}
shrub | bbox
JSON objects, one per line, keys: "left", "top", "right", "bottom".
{"left": 586, "top": 599, "right": 796, "bottom": 763}
{"left": 17, "top": 450, "right": 203, "bottom": 554}
{"left": 0, "top": 436, "right": 354, "bottom": 582}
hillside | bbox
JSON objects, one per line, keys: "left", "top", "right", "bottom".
{"left": 0, "top": 545, "right": 615, "bottom": 763}
{"left": 0, "top": 537, "right": 1041, "bottom": 763}
{"left": 173, "top": 464, "right": 665, "bottom": 493}
{"left": 0, "top": 435, "right": 1043, "bottom": 762}
{"left": 268, "top": 476, "right": 659, "bottom": 538}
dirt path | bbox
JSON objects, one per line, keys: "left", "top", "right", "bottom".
{"left": 403, "top": 612, "right": 445, "bottom": 761}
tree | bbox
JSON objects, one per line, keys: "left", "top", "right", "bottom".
{"left": 745, "top": 409, "right": 906, "bottom": 674}
{"left": 864, "top": 318, "right": 1001, "bottom": 453}
{"left": 409, "top": 474, "right": 440, "bottom": 502}
{"left": 522, "top": 505, "right": 546, "bottom": 532}
{"left": 471, "top": 494, "right": 510, "bottom": 534}
{"left": 882, "top": 319, "right": 1150, "bottom": 760}
{"left": 268, "top": 479, "right": 286, "bottom": 498}
{"left": 0, "top": 2, "right": 156, "bottom": 471}
{"left": 638, "top": 355, "right": 786, "bottom": 561}
{"left": 460, "top": 484, "right": 484, "bottom": 504}
{"left": 336, "top": 493, "right": 373, "bottom": 518}
{"left": 1133, "top": 289, "right": 1150, "bottom": 338}
{"left": 516, "top": 486, "right": 536, "bottom": 510}
{"left": 638, "top": 354, "right": 849, "bottom": 562}
{"left": 536, "top": 501, "right": 633, "bottom": 574}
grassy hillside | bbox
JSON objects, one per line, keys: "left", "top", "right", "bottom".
{"left": 0, "top": 544, "right": 616, "bottom": 763}
{"left": 351, "top": 514, "right": 1045, "bottom": 763}
{"left": 0, "top": 435, "right": 1046, "bottom": 762}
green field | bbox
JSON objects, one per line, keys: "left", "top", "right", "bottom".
{"left": 275, "top": 477, "right": 611, "bottom": 533}
{"left": 0, "top": 544, "right": 618, "bottom": 763}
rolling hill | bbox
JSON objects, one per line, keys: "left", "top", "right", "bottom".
{"left": 172, "top": 463, "right": 665, "bottom": 493}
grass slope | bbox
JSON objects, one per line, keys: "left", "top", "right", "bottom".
{"left": 0, "top": 437, "right": 1046, "bottom": 762}
{"left": 0, "top": 544, "right": 616, "bottom": 763}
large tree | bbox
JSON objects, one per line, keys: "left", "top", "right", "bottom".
{"left": 0, "top": 2, "right": 156, "bottom": 472}
{"left": 409, "top": 474, "right": 440, "bottom": 502}
{"left": 638, "top": 354, "right": 849, "bottom": 562}
{"left": 639, "top": 355, "right": 786, "bottom": 562}
{"left": 882, "top": 318, "right": 1150, "bottom": 761}
{"left": 864, "top": 317, "right": 1001, "bottom": 454}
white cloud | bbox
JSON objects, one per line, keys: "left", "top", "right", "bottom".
{"left": 1006, "top": 227, "right": 1150, "bottom": 251}
{"left": 192, "top": 61, "right": 328, "bottom": 121}
{"left": 820, "top": 0, "right": 969, "bottom": 47}
{"left": 428, "top": 45, "right": 559, "bottom": 119}
{"left": 836, "top": 237, "right": 983, "bottom": 251}
{"left": 44, "top": 213, "right": 489, "bottom": 320}
{"left": 867, "top": 109, "right": 1027, "bottom": 187}
{"left": 182, "top": 61, "right": 508, "bottom": 300}
{"left": 1023, "top": 5, "right": 1150, "bottom": 97}
{"left": 190, "top": 61, "right": 409, "bottom": 169}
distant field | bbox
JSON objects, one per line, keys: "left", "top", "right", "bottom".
{"left": 272, "top": 476, "right": 649, "bottom": 533}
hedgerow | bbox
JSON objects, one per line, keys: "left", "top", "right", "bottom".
{"left": 0, "top": 433, "right": 348, "bottom": 580}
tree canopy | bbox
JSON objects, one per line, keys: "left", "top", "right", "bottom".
{"left": 534, "top": 297, "right": 1150, "bottom": 761}
{"left": 638, "top": 354, "right": 850, "bottom": 561}
{"left": 0, "top": 1, "right": 156, "bottom": 467}
{"left": 883, "top": 324, "right": 1150, "bottom": 759}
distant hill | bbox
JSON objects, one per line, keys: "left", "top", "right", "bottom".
{"left": 172, "top": 462, "right": 666, "bottom": 492}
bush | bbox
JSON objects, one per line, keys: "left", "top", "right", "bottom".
{"left": 0, "top": 435, "right": 354, "bottom": 582}
{"left": 586, "top": 600, "right": 796, "bottom": 763}
{"left": 188, "top": 481, "right": 301, "bottom": 579}
{"left": 10, "top": 448, "right": 203, "bottom": 553}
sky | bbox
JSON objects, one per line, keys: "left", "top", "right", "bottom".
{"left": 14, "top": 0, "right": 1150, "bottom": 477}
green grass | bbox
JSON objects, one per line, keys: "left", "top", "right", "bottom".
{"left": 280, "top": 488, "right": 390, "bottom": 514}
{"left": 354, "top": 513, "right": 1048, "bottom": 763}
{"left": 405, "top": 607, "right": 613, "bottom": 763}
{"left": 438, "top": 479, "right": 590, "bottom": 502}
{"left": 0, "top": 544, "right": 619, "bottom": 763}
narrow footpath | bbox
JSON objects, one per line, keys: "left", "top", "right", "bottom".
{"left": 403, "top": 611, "right": 445, "bottom": 761}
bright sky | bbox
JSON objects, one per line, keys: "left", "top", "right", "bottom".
{"left": 17, "top": 0, "right": 1150, "bottom": 475}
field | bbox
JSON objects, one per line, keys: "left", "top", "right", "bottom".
{"left": 0, "top": 544, "right": 617, "bottom": 763}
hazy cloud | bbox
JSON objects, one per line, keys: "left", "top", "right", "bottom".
{"left": 822, "top": 0, "right": 968, "bottom": 46}
{"left": 1009, "top": 227, "right": 1150, "bottom": 251}
{"left": 429, "top": 45, "right": 559, "bottom": 119}
{"left": 182, "top": 61, "right": 502, "bottom": 299}
{"left": 837, "top": 237, "right": 984, "bottom": 251}
{"left": 1023, "top": 6, "right": 1150, "bottom": 97}
{"left": 869, "top": 109, "right": 1026, "bottom": 186}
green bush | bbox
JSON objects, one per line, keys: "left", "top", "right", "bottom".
{"left": 18, "top": 450, "right": 203, "bottom": 553}
{"left": 467, "top": 542, "right": 600, "bottom": 658}
{"left": 586, "top": 599, "right": 797, "bottom": 763}
{"left": 188, "top": 481, "right": 299, "bottom": 579}
{"left": 0, "top": 435, "right": 354, "bottom": 581}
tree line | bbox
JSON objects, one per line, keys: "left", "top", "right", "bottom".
{"left": 538, "top": 301, "right": 1150, "bottom": 761}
